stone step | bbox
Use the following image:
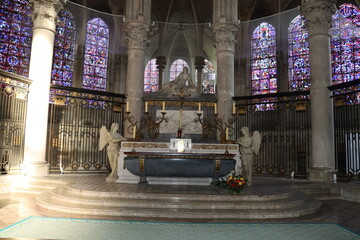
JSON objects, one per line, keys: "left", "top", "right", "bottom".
{"left": 44, "top": 187, "right": 307, "bottom": 210}
{"left": 63, "top": 184, "right": 291, "bottom": 202}
{"left": 36, "top": 191, "right": 321, "bottom": 219}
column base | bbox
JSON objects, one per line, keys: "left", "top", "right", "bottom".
{"left": 308, "top": 167, "right": 334, "bottom": 182}
{"left": 20, "top": 162, "right": 50, "bottom": 177}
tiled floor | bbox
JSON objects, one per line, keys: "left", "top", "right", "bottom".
{"left": 0, "top": 174, "right": 360, "bottom": 235}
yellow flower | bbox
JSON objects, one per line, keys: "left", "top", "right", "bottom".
{"left": 228, "top": 176, "right": 233, "bottom": 180}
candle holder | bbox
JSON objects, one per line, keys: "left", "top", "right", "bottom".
{"left": 124, "top": 111, "right": 168, "bottom": 141}
{"left": 195, "top": 113, "right": 235, "bottom": 144}
{"left": 124, "top": 111, "right": 140, "bottom": 141}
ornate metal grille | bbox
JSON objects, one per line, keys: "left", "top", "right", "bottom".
{"left": 0, "top": 70, "right": 31, "bottom": 174}
{"left": 329, "top": 79, "right": 360, "bottom": 178}
{"left": 233, "top": 91, "right": 311, "bottom": 176}
{"left": 47, "top": 85, "right": 126, "bottom": 173}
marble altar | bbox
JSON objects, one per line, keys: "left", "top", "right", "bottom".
{"left": 117, "top": 141, "right": 240, "bottom": 185}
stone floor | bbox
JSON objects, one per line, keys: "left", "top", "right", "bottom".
{"left": 0, "top": 174, "right": 359, "bottom": 235}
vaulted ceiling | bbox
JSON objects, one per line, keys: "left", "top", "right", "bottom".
{"left": 70, "top": 0, "right": 305, "bottom": 22}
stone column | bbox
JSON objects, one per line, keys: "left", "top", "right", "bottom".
{"left": 23, "top": 0, "right": 66, "bottom": 176}
{"left": 195, "top": 56, "right": 205, "bottom": 93}
{"left": 212, "top": 0, "right": 238, "bottom": 121}
{"left": 301, "top": 0, "right": 336, "bottom": 182}
{"left": 123, "top": 0, "right": 151, "bottom": 138}
{"left": 156, "top": 56, "right": 166, "bottom": 90}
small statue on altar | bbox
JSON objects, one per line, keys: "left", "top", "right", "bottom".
{"left": 160, "top": 67, "right": 197, "bottom": 94}
{"left": 236, "top": 126, "right": 261, "bottom": 186}
{"left": 99, "top": 123, "right": 126, "bottom": 182}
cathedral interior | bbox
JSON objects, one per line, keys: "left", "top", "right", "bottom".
{"left": 0, "top": 0, "right": 360, "bottom": 237}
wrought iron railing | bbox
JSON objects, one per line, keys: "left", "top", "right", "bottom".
{"left": 329, "top": 79, "right": 360, "bottom": 179}
{"left": 233, "top": 91, "right": 311, "bottom": 177}
{"left": 47, "top": 85, "right": 126, "bottom": 173}
{"left": 0, "top": 70, "right": 32, "bottom": 174}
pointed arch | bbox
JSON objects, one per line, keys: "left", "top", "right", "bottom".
{"left": 82, "top": 18, "right": 109, "bottom": 91}
{"left": 288, "top": 15, "right": 310, "bottom": 91}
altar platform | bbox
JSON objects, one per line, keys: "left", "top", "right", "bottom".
{"left": 2, "top": 174, "right": 360, "bottom": 234}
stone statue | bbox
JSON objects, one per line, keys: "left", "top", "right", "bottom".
{"left": 160, "top": 67, "right": 196, "bottom": 94}
{"left": 99, "top": 123, "right": 126, "bottom": 182}
{"left": 236, "top": 126, "right": 261, "bottom": 186}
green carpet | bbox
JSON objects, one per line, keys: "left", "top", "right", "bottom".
{"left": 0, "top": 217, "right": 359, "bottom": 240}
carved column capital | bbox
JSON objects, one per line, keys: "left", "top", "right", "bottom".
{"left": 195, "top": 56, "right": 205, "bottom": 71}
{"left": 156, "top": 56, "right": 166, "bottom": 70}
{"left": 212, "top": 23, "right": 238, "bottom": 53}
{"left": 300, "top": 0, "right": 336, "bottom": 37}
{"left": 123, "top": 21, "right": 150, "bottom": 50}
{"left": 30, "top": 0, "right": 66, "bottom": 31}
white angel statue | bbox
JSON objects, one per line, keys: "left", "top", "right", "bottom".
{"left": 99, "top": 123, "right": 126, "bottom": 182}
{"left": 236, "top": 126, "right": 261, "bottom": 186}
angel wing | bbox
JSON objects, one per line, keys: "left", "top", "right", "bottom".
{"left": 99, "top": 126, "right": 109, "bottom": 151}
{"left": 251, "top": 131, "right": 262, "bottom": 155}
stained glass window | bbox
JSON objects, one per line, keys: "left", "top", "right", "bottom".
{"left": 51, "top": 10, "right": 76, "bottom": 87}
{"left": 251, "top": 22, "right": 277, "bottom": 95}
{"left": 0, "top": 0, "right": 32, "bottom": 77}
{"left": 331, "top": 4, "right": 360, "bottom": 84}
{"left": 144, "top": 58, "right": 158, "bottom": 92}
{"left": 288, "top": 15, "right": 310, "bottom": 91}
{"left": 82, "top": 18, "right": 109, "bottom": 91}
{"left": 169, "top": 59, "right": 189, "bottom": 82}
{"left": 201, "top": 60, "right": 216, "bottom": 94}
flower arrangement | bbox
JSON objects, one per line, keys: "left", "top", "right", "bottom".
{"left": 216, "top": 170, "right": 247, "bottom": 194}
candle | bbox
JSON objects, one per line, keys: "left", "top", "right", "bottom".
{"left": 133, "top": 126, "right": 136, "bottom": 139}
{"left": 179, "top": 111, "right": 182, "bottom": 129}
{"left": 126, "top": 102, "right": 129, "bottom": 112}
{"left": 214, "top": 103, "right": 217, "bottom": 114}
{"left": 232, "top": 102, "right": 236, "bottom": 114}
{"left": 145, "top": 102, "right": 148, "bottom": 112}
{"left": 226, "top": 127, "right": 229, "bottom": 140}
{"left": 198, "top": 102, "right": 201, "bottom": 112}
{"left": 162, "top": 101, "right": 165, "bottom": 111}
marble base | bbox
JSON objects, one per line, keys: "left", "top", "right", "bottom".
{"left": 20, "top": 162, "right": 50, "bottom": 177}
{"left": 117, "top": 141, "right": 240, "bottom": 186}
{"left": 147, "top": 177, "right": 213, "bottom": 186}
{"left": 308, "top": 167, "right": 335, "bottom": 182}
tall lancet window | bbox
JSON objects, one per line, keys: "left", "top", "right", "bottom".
{"left": 144, "top": 58, "right": 158, "bottom": 92}
{"left": 170, "top": 59, "right": 189, "bottom": 82}
{"left": 0, "top": 0, "right": 32, "bottom": 77}
{"left": 51, "top": 10, "right": 76, "bottom": 86}
{"left": 251, "top": 22, "right": 277, "bottom": 95}
{"left": 201, "top": 59, "right": 216, "bottom": 94}
{"left": 288, "top": 15, "right": 310, "bottom": 91}
{"left": 82, "top": 18, "right": 109, "bottom": 91}
{"left": 331, "top": 3, "right": 360, "bottom": 84}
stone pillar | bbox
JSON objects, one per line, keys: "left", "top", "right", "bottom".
{"left": 156, "top": 56, "right": 166, "bottom": 90}
{"left": 195, "top": 56, "right": 205, "bottom": 93}
{"left": 23, "top": 0, "right": 66, "bottom": 176}
{"left": 123, "top": 0, "right": 151, "bottom": 138}
{"left": 301, "top": 0, "right": 336, "bottom": 182}
{"left": 212, "top": 0, "right": 238, "bottom": 121}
